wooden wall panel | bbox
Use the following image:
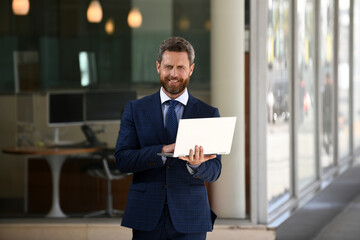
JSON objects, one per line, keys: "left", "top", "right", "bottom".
{"left": 28, "top": 157, "right": 131, "bottom": 215}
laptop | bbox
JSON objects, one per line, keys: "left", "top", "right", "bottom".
{"left": 158, "top": 116, "right": 237, "bottom": 157}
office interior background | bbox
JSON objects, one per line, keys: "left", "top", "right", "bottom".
{"left": 0, "top": 0, "right": 360, "bottom": 230}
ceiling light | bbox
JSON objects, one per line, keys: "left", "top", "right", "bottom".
{"left": 12, "top": 0, "right": 30, "bottom": 16}
{"left": 127, "top": 7, "right": 142, "bottom": 28}
{"left": 87, "top": 0, "right": 103, "bottom": 23}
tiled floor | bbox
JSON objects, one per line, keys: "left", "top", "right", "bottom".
{"left": 1, "top": 164, "right": 360, "bottom": 239}
{"left": 314, "top": 193, "right": 360, "bottom": 240}
{"left": 277, "top": 165, "right": 360, "bottom": 240}
{"left": 0, "top": 218, "right": 276, "bottom": 240}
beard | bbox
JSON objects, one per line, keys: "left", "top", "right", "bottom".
{"left": 160, "top": 75, "right": 190, "bottom": 96}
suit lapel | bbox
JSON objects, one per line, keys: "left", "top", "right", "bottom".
{"left": 149, "top": 91, "right": 167, "bottom": 143}
{"left": 182, "top": 94, "right": 198, "bottom": 119}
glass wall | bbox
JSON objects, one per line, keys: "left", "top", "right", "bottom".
{"left": 296, "top": 0, "right": 316, "bottom": 189}
{"left": 337, "top": 0, "right": 351, "bottom": 159}
{"left": 259, "top": 0, "right": 360, "bottom": 222}
{"left": 267, "top": 0, "right": 292, "bottom": 209}
{"left": 265, "top": 0, "right": 359, "bottom": 214}
{"left": 130, "top": 0, "right": 172, "bottom": 84}
{"left": 353, "top": 0, "right": 360, "bottom": 149}
{"left": 0, "top": 0, "right": 211, "bottom": 93}
{"left": 130, "top": 0, "right": 210, "bottom": 86}
{"left": 319, "top": 0, "right": 335, "bottom": 170}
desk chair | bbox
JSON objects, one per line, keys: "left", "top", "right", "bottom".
{"left": 84, "top": 149, "right": 131, "bottom": 218}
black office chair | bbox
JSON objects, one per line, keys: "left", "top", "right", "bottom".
{"left": 84, "top": 148, "right": 131, "bottom": 218}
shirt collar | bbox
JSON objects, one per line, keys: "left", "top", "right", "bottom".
{"left": 160, "top": 87, "right": 188, "bottom": 106}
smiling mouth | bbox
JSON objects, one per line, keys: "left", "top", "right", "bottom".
{"left": 169, "top": 79, "right": 180, "bottom": 83}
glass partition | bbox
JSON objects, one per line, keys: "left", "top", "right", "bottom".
{"left": 353, "top": 0, "right": 360, "bottom": 149}
{"left": 0, "top": 0, "right": 211, "bottom": 92}
{"left": 296, "top": 0, "right": 316, "bottom": 189}
{"left": 337, "top": 0, "right": 350, "bottom": 159}
{"left": 131, "top": 0, "right": 172, "bottom": 84}
{"left": 0, "top": 37, "right": 17, "bottom": 93}
{"left": 267, "top": 0, "right": 292, "bottom": 209}
{"left": 319, "top": 0, "right": 335, "bottom": 170}
{"left": 13, "top": 51, "right": 39, "bottom": 92}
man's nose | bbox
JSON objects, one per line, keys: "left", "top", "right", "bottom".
{"left": 170, "top": 68, "right": 179, "bottom": 78}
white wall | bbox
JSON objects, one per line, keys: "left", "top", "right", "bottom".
{"left": 210, "top": 0, "right": 246, "bottom": 218}
{"left": 0, "top": 95, "right": 24, "bottom": 198}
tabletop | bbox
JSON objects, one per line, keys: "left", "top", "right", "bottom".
{"left": 2, "top": 146, "right": 104, "bottom": 156}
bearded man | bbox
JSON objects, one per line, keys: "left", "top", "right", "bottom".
{"left": 115, "top": 37, "right": 222, "bottom": 240}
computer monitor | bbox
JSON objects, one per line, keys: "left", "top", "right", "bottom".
{"left": 85, "top": 90, "right": 137, "bottom": 122}
{"left": 48, "top": 92, "right": 84, "bottom": 126}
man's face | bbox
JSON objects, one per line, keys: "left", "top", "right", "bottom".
{"left": 156, "top": 51, "right": 194, "bottom": 99}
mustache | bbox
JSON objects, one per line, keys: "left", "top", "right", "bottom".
{"left": 168, "top": 77, "right": 180, "bottom": 81}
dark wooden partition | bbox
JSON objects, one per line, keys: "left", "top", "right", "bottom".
{"left": 28, "top": 157, "right": 131, "bottom": 215}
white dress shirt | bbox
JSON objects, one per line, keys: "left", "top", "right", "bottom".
{"left": 159, "top": 87, "right": 200, "bottom": 174}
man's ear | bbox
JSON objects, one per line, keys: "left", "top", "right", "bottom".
{"left": 156, "top": 61, "right": 161, "bottom": 73}
{"left": 189, "top": 63, "right": 195, "bottom": 76}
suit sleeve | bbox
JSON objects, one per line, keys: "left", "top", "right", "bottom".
{"left": 115, "top": 102, "right": 164, "bottom": 173}
{"left": 192, "top": 108, "right": 222, "bottom": 183}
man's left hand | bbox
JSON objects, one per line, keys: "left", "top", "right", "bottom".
{"left": 179, "top": 145, "right": 216, "bottom": 166}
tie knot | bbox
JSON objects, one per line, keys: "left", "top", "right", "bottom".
{"left": 168, "top": 100, "right": 179, "bottom": 108}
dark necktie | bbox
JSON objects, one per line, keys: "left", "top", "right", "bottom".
{"left": 165, "top": 100, "right": 179, "bottom": 144}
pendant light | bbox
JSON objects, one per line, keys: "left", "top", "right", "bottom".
{"left": 105, "top": 18, "right": 115, "bottom": 35}
{"left": 87, "top": 0, "right": 103, "bottom": 23}
{"left": 12, "top": 0, "right": 30, "bottom": 15}
{"left": 127, "top": 7, "right": 142, "bottom": 28}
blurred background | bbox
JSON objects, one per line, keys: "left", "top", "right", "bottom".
{"left": 1, "top": 1, "right": 360, "bottom": 239}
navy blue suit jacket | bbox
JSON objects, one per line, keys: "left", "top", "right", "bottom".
{"left": 115, "top": 91, "right": 222, "bottom": 233}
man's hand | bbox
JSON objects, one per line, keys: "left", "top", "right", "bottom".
{"left": 162, "top": 143, "right": 175, "bottom": 153}
{"left": 179, "top": 145, "right": 216, "bottom": 166}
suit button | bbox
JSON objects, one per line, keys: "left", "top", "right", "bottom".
{"left": 163, "top": 184, "right": 167, "bottom": 189}
{"left": 167, "top": 165, "right": 171, "bottom": 168}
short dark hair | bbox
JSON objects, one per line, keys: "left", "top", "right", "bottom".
{"left": 157, "top": 37, "right": 195, "bottom": 65}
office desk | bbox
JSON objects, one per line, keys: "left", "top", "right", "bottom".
{"left": 2, "top": 146, "right": 103, "bottom": 218}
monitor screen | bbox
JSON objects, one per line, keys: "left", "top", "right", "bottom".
{"left": 85, "top": 90, "right": 137, "bottom": 122}
{"left": 48, "top": 92, "right": 84, "bottom": 126}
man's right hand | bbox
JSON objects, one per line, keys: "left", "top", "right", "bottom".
{"left": 162, "top": 143, "right": 175, "bottom": 153}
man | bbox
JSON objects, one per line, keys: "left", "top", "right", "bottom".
{"left": 322, "top": 73, "right": 333, "bottom": 154}
{"left": 115, "top": 37, "right": 222, "bottom": 239}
